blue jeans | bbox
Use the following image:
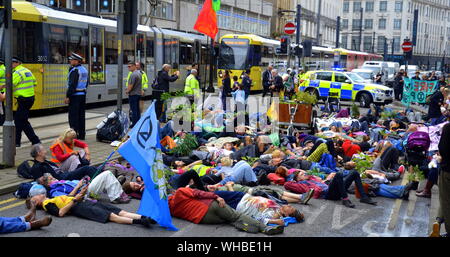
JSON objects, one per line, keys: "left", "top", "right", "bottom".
{"left": 310, "top": 162, "right": 335, "bottom": 174}
{"left": 129, "top": 95, "right": 141, "bottom": 126}
{"left": 376, "top": 184, "right": 405, "bottom": 199}
{"left": 0, "top": 216, "right": 30, "bottom": 234}
{"left": 159, "top": 120, "right": 174, "bottom": 139}
{"left": 219, "top": 161, "right": 257, "bottom": 185}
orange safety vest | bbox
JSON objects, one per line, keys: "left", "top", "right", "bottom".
{"left": 50, "top": 141, "right": 74, "bottom": 164}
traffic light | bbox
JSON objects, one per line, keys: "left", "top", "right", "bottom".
{"left": 279, "top": 36, "right": 289, "bottom": 55}
{"left": 302, "top": 40, "right": 313, "bottom": 57}
{"left": 123, "top": 0, "right": 138, "bottom": 35}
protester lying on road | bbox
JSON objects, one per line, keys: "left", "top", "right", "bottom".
{"left": 29, "top": 186, "right": 156, "bottom": 227}
{"left": 168, "top": 187, "right": 285, "bottom": 235}
{"left": 38, "top": 171, "right": 130, "bottom": 204}
{"left": 0, "top": 201, "right": 52, "bottom": 234}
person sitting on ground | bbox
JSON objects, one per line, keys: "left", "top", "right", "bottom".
{"left": 0, "top": 201, "right": 52, "bottom": 234}
{"left": 30, "top": 144, "right": 98, "bottom": 181}
{"left": 29, "top": 186, "right": 156, "bottom": 227}
{"left": 38, "top": 171, "right": 130, "bottom": 204}
{"left": 284, "top": 165, "right": 377, "bottom": 208}
{"left": 168, "top": 187, "right": 285, "bottom": 235}
{"left": 49, "top": 128, "right": 90, "bottom": 172}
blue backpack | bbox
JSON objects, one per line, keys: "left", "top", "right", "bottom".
{"left": 14, "top": 182, "right": 33, "bottom": 199}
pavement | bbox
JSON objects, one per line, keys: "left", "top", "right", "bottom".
{"left": 0, "top": 99, "right": 439, "bottom": 237}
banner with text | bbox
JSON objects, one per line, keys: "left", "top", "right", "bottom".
{"left": 402, "top": 78, "right": 438, "bottom": 104}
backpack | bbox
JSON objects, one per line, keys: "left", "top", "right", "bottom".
{"left": 17, "top": 160, "right": 36, "bottom": 179}
{"left": 407, "top": 131, "right": 431, "bottom": 152}
{"left": 14, "top": 182, "right": 33, "bottom": 199}
{"left": 96, "top": 112, "right": 124, "bottom": 143}
{"left": 150, "top": 77, "right": 159, "bottom": 89}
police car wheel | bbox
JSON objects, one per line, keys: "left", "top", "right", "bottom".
{"left": 358, "top": 93, "right": 372, "bottom": 108}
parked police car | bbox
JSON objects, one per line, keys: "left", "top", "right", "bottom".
{"left": 299, "top": 70, "right": 394, "bottom": 107}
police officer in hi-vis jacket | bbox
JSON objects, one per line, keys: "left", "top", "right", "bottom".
{"left": 65, "top": 53, "right": 88, "bottom": 140}
{"left": 11, "top": 57, "right": 41, "bottom": 147}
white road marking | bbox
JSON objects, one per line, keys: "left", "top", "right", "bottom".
{"left": 331, "top": 205, "right": 368, "bottom": 230}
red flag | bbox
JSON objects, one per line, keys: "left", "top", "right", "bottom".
{"left": 194, "top": 0, "right": 218, "bottom": 40}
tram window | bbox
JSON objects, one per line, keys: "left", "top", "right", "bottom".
{"left": 11, "top": 21, "right": 41, "bottom": 63}
{"left": 146, "top": 39, "right": 154, "bottom": 58}
{"left": 105, "top": 31, "right": 118, "bottom": 64}
{"left": 200, "top": 45, "right": 208, "bottom": 65}
{"left": 49, "top": 25, "right": 67, "bottom": 64}
{"left": 179, "top": 43, "right": 194, "bottom": 65}
{"left": 90, "top": 27, "right": 105, "bottom": 84}
{"left": 248, "top": 45, "right": 262, "bottom": 67}
{"left": 68, "top": 28, "right": 89, "bottom": 63}
{"left": 136, "top": 34, "right": 145, "bottom": 64}
{"left": 123, "top": 35, "right": 135, "bottom": 63}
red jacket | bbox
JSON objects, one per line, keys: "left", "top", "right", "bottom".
{"left": 51, "top": 139, "right": 88, "bottom": 163}
{"left": 168, "top": 187, "right": 218, "bottom": 224}
{"left": 342, "top": 140, "right": 361, "bottom": 158}
{"left": 284, "top": 176, "right": 328, "bottom": 199}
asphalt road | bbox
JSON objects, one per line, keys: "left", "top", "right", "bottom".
{"left": 0, "top": 100, "right": 431, "bottom": 237}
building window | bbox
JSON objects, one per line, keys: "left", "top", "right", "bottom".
{"left": 365, "top": 19, "right": 373, "bottom": 29}
{"left": 343, "top": 1, "right": 349, "bottom": 13}
{"left": 342, "top": 19, "right": 349, "bottom": 29}
{"left": 341, "top": 35, "right": 348, "bottom": 49}
{"left": 98, "top": 0, "right": 114, "bottom": 13}
{"left": 353, "top": 1, "right": 361, "bottom": 12}
{"left": 394, "top": 36, "right": 401, "bottom": 52}
{"left": 364, "top": 36, "right": 372, "bottom": 52}
{"left": 378, "top": 18, "right": 386, "bottom": 29}
{"left": 395, "top": 1, "right": 403, "bottom": 12}
{"left": 377, "top": 36, "right": 386, "bottom": 53}
{"left": 394, "top": 19, "right": 402, "bottom": 30}
{"left": 379, "top": 1, "right": 387, "bottom": 12}
{"left": 351, "top": 36, "right": 360, "bottom": 50}
{"left": 366, "top": 1, "right": 374, "bottom": 12}
{"left": 352, "top": 19, "right": 361, "bottom": 31}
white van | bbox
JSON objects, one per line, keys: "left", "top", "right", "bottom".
{"left": 361, "top": 61, "right": 389, "bottom": 81}
{"left": 385, "top": 62, "right": 400, "bottom": 79}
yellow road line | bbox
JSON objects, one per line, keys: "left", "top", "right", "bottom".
{"left": 0, "top": 198, "right": 18, "bottom": 205}
{"left": 388, "top": 173, "right": 408, "bottom": 230}
{"left": 0, "top": 201, "right": 25, "bottom": 212}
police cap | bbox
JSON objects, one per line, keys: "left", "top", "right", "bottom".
{"left": 68, "top": 53, "right": 83, "bottom": 61}
{"left": 12, "top": 57, "right": 23, "bottom": 63}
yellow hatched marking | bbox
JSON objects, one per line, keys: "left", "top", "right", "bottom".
{"left": 0, "top": 198, "right": 18, "bottom": 205}
{"left": 0, "top": 201, "right": 25, "bottom": 212}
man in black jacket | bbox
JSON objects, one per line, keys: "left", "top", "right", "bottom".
{"left": 29, "top": 144, "right": 97, "bottom": 180}
{"left": 262, "top": 65, "right": 273, "bottom": 97}
{"left": 154, "top": 64, "right": 179, "bottom": 122}
{"left": 271, "top": 70, "right": 284, "bottom": 97}
{"left": 393, "top": 70, "right": 404, "bottom": 100}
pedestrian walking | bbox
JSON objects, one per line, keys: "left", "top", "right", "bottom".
{"left": 65, "top": 53, "right": 88, "bottom": 140}
{"left": 270, "top": 69, "right": 283, "bottom": 98}
{"left": 220, "top": 70, "right": 232, "bottom": 111}
{"left": 136, "top": 62, "right": 148, "bottom": 114}
{"left": 154, "top": 64, "right": 179, "bottom": 122}
{"left": 262, "top": 65, "right": 273, "bottom": 98}
{"left": 11, "top": 57, "right": 41, "bottom": 147}
{"left": 126, "top": 62, "right": 142, "bottom": 127}
{"left": 241, "top": 69, "right": 252, "bottom": 100}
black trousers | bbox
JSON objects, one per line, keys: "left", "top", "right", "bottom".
{"left": 326, "top": 170, "right": 367, "bottom": 200}
{"left": 152, "top": 90, "right": 164, "bottom": 121}
{"left": 14, "top": 96, "right": 40, "bottom": 145}
{"left": 68, "top": 95, "right": 86, "bottom": 140}
{"left": 175, "top": 170, "right": 206, "bottom": 191}
{"left": 394, "top": 88, "right": 402, "bottom": 101}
